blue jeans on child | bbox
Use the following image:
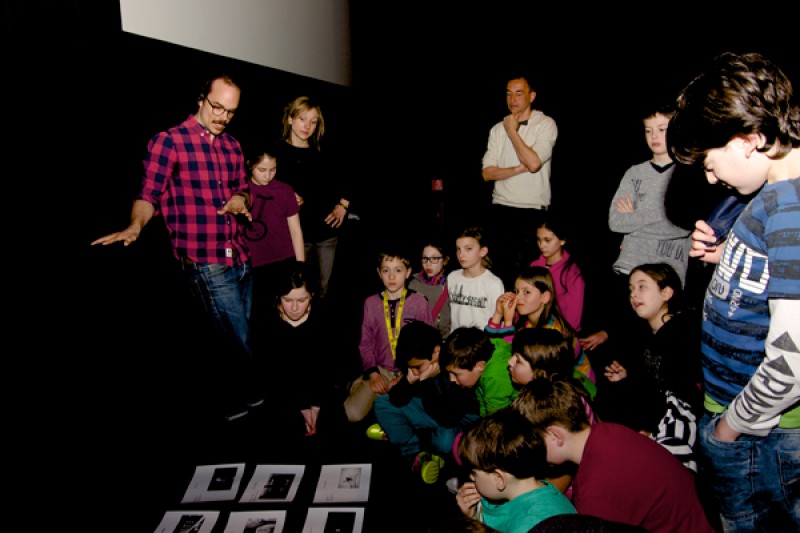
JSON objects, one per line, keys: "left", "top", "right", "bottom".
{"left": 373, "top": 394, "right": 479, "bottom": 462}
{"left": 698, "top": 412, "right": 800, "bottom": 532}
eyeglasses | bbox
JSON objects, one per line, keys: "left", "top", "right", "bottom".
{"left": 205, "top": 98, "right": 237, "bottom": 117}
{"left": 421, "top": 256, "right": 443, "bottom": 264}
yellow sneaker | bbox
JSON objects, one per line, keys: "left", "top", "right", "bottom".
{"left": 366, "top": 423, "right": 387, "bottom": 441}
{"left": 419, "top": 452, "right": 445, "bottom": 484}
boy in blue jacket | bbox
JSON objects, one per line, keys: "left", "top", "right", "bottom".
{"left": 372, "top": 320, "right": 480, "bottom": 484}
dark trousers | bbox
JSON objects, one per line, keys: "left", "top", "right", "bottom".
{"left": 488, "top": 204, "right": 546, "bottom": 290}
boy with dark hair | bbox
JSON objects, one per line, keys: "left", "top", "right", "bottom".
{"left": 440, "top": 327, "right": 518, "bottom": 417}
{"left": 372, "top": 320, "right": 480, "bottom": 484}
{"left": 668, "top": 51, "right": 800, "bottom": 531}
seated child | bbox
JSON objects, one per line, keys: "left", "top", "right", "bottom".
{"left": 486, "top": 266, "right": 596, "bottom": 392}
{"left": 597, "top": 262, "right": 703, "bottom": 472}
{"left": 508, "top": 327, "right": 597, "bottom": 496}
{"left": 441, "top": 327, "right": 518, "bottom": 417}
{"left": 511, "top": 378, "right": 715, "bottom": 533}
{"left": 344, "top": 246, "right": 434, "bottom": 423}
{"left": 509, "top": 327, "right": 596, "bottom": 402}
{"left": 373, "top": 320, "right": 480, "bottom": 484}
{"left": 455, "top": 408, "right": 577, "bottom": 533}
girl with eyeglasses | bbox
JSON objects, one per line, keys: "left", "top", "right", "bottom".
{"left": 408, "top": 240, "right": 452, "bottom": 338}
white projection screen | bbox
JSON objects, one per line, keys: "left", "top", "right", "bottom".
{"left": 119, "top": 0, "right": 352, "bottom": 87}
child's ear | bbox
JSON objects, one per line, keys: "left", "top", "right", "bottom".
{"left": 431, "top": 345, "right": 440, "bottom": 362}
{"left": 661, "top": 286, "right": 674, "bottom": 301}
{"left": 494, "top": 469, "right": 509, "bottom": 492}
{"left": 546, "top": 425, "right": 566, "bottom": 447}
{"left": 475, "top": 361, "right": 486, "bottom": 373}
{"left": 542, "top": 291, "right": 552, "bottom": 304}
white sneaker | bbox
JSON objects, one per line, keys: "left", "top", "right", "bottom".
{"left": 446, "top": 477, "right": 459, "bottom": 494}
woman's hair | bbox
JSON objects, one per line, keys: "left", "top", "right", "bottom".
{"left": 456, "top": 226, "right": 492, "bottom": 269}
{"left": 511, "top": 328, "right": 574, "bottom": 381}
{"left": 458, "top": 407, "right": 548, "bottom": 480}
{"left": 280, "top": 95, "right": 325, "bottom": 150}
{"left": 274, "top": 261, "right": 318, "bottom": 302}
{"left": 629, "top": 262, "right": 686, "bottom": 321}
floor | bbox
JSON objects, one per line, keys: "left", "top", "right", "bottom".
{"left": 73, "top": 216, "right": 466, "bottom": 533}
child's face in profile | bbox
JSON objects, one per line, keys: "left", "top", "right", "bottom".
{"left": 378, "top": 257, "right": 411, "bottom": 296}
{"left": 250, "top": 154, "right": 277, "bottom": 186}
{"left": 446, "top": 364, "right": 482, "bottom": 388}
{"left": 470, "top": 469, "right": 504, "bottom": 501}
{"left": 536, "top": 227, "right": 564, "bottom": 263}
{"left": 406, "top": 356, "right": 439, "bottom": 380}
{"left": 508, "top": 353, "right": 535, "bottom": 385}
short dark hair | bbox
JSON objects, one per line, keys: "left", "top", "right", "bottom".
{"left": 395, "top": 320, "right": 442, "bottom": 370}
{"left": 440, "top": 327, "right": 494, "bottom": 371}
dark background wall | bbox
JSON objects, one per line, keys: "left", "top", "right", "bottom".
{"left": 6, "top": 1, "right": 799, "bottom": 529}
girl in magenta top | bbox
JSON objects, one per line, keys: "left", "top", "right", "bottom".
{"left": 529, "top": 216, "right": 584, "bottom": 332}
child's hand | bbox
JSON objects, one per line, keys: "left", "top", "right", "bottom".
{"left": 419, "top": 361, "right": 439, "bottom": 381}
{"left": 604, "top": 360, "right": 627, "bottom": 382}
{"left": 690, "top": 219, "right": 724, "bottom": 263}
{"left": 579, "top": 330, "right": 608, "bottom": 351}
{"left": 455, "top": 481, "right": 481, "bottom": 517}
{"left": 369, "top": 372, "right": 390, "bottom": 394}
{"left": 615, "top": 195, "right": 635, "bottom": 213}
{"left": 501, "top": 293, "right": 517, "bottom": 325}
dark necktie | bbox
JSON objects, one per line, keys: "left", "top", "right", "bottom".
{"left": 516, "top": 120, "right": 528, "bottom": 131}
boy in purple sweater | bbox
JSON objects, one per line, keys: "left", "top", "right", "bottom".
{"left": 344, "top": 246, "right": 433, "bottom": 422}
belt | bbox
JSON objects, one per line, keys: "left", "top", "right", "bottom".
{"left": 181, "top": 256, "right": 199, "bottom": 269}
{"left": 180, "top": 252, "right": 240, "bottom": 270}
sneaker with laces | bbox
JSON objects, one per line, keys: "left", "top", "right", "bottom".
{"left": 418, "top": 452, "right": 445, "bottom": 484}
{"left": 366, "top": 423, "right": 387, "bottom": 441}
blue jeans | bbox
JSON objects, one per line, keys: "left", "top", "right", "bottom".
{"left": 373, "top": 394, "right": 479, "bottom": 463}
{"left": 183, "top": 260, "right": 258, "bottom": 407}
{"left": 184, "top": 261, "right": 253, "bottom": 355}
{"left": 698, "top": 412, "right": 800, "bottom": 532}
{"left": 305, "top": 236, "right": 338, "bottom": 299}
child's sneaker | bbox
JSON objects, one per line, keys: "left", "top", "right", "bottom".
{"left": 445, "top": 476, "right": 460, "bottom": 494}
{"left": 365, "top": 423, "right": 387, "bottom": 441}
{"left": 417, "top": 452, "right": 445, "bottom": 484}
